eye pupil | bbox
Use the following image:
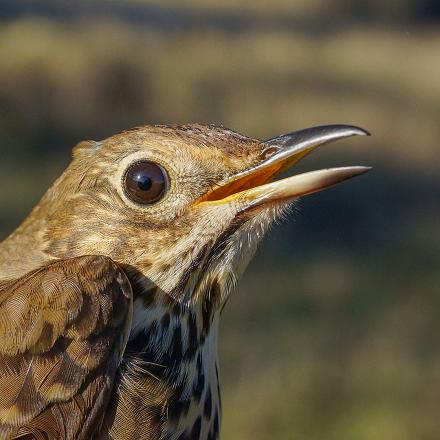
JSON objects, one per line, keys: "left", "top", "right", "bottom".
{"left": 124, "top": 161, "right": 169, "bottom": 205}
{"left": 135, "top": 174, "right": 153, "bottom": 191}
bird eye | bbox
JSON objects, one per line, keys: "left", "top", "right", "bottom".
{"left": 124, "top": 161, "right": 169, "bottom": 205}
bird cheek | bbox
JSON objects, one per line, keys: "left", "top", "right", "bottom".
{"left": 199, "top": 204, "right": 239, "bottom": 239}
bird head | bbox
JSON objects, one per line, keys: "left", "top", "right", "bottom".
{"left": 32, "top": 124, "right": 369, "bottom": 313}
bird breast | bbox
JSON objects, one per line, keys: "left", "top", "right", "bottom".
{"left": 105, "top": 299, "right": 222, "bottom": 440}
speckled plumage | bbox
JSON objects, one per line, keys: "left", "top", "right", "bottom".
{"left": 0, "top": 123, "right": 370, "bottom": 439}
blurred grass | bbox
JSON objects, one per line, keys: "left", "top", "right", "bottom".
{"left": 0, "top": 4, "right": 439, "bottom": 439}
{"left": 1, "top": 19, "right": 439, "bottom": 162}
{"left": 221, "top": 246, "right": 440, "bottom": 439}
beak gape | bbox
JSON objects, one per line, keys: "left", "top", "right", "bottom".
{"left": 198, "top": 124, "right": 371, "bottom": 207}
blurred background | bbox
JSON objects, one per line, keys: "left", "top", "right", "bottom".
{"left": 0, "top": 1, "right": 439, "bottom": 438}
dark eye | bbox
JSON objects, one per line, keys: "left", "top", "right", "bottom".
{"left": 124, "top": 161, "right": 169, "bottom": 204}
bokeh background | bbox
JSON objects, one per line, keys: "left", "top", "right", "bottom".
{"left": 1, "top": 1, "right": 439, "bottom": 438}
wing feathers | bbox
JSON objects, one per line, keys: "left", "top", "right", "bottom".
{"left": 0, "top": 255, "right": 133, "bottom": 439}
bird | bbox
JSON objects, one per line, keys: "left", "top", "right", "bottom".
{"left": 0, "top": 123, "right": 370, "bottom": 439}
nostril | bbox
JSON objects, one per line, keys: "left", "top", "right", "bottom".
{"left": 260, "top": 146, "right": 279, "bottom": 161}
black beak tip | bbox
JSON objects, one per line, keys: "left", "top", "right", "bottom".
{"left": 351, "top": 126, "right": 371, "bottom": 137}
{"left": 330, "top": 124, "right": 371, "bottom": 138}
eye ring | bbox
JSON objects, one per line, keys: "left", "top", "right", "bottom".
{"left": 123, "top": 160, "right": 170, "bottom": 205}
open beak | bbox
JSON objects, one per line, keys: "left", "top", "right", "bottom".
{"left": 197, "top": 125, "right": 371, "bottom": 209}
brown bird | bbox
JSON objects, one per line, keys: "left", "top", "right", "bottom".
{"left": 0, "top": 124, "right": 370, "bottom": 439}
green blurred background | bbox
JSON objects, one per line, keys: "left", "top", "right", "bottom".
{"left": 0, "top": 1, "right": 439, "bottom": 438}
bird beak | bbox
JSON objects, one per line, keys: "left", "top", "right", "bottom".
{"left": 197, "top": 125, "right": 372, "bottom": 209}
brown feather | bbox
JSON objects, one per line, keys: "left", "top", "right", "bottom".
{"left": 0, "top": 256, "right": 133, "bottom": 439}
